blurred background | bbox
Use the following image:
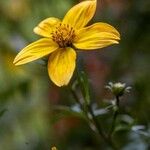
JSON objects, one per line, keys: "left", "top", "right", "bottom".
{"left": 0, "top": 0, "right": 149, "bottom": 149}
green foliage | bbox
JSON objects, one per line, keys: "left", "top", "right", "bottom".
{"left": 77, "top": 71, "right": 91, "bottom": 105}
{"left": 51, "top": 105, "right": 85, "bottom": 124}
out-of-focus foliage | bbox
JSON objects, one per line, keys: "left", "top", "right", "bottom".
{"left": 0, "top": 0, "right": 149, "bottom": 150}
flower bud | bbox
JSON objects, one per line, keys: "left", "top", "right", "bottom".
{"left": 106, "top": 82, "right": 131, "bottom": 97}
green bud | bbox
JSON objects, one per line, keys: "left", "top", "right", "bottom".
{"left": 106, "top": 82, "right": 131, "bottom": 97}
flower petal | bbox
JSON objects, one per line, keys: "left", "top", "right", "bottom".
{"left": 63, "top": 0, "right": 96, "bottom": 29}
{"left": 48, "top": 47, "right": 76, "bottom": 87}
{"left": 73, "top": 23, "right": 120, "bottom": 50}
{"left": 14, "top": 38, "right": 58, "bottom": 65}
{"left": 33, "top": 17, "right": 61, "bottom": 37}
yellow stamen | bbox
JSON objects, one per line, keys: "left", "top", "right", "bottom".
{"left": 51, "top": 23, "right": 75, "bottom": 48}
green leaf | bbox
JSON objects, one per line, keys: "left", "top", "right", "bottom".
{"left": 93, "top": 105, "right": 113, "bottom": 116}
{"left": 131, "top": 125, "right": 150, "bottom": 137}
{"left": 114, "top": 124, "right": 131, "bottom": 132}
{"left": 113, "top": 115, "right": 134, "bottom": 133}
{"left": 78, "top": 71, "right": 90, "bottom": 105}
{"left": 51, "top": 105, "right": 86, "bottom": 124}
{"left": 118, "top": 114, "right": 134, "bottom": 125}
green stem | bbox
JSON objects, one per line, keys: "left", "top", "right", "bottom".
{"left": 88, "top": 105, "right": 118, "bottom": 150}
{"left": 88, "top": 105, "right": 106, "bottom": 138}
{"left": 70, "top": 87, "right": 82, "bottom": 109}
{"left": 109, "top": 96, "right": 120, "bottom": 137}
{"left": 71, "top": 70, "right": 118, "bottom": 149}
{"left": 71, "top": 86, "right": 118, "bottom": 149}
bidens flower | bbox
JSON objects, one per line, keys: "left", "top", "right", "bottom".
{"left": 13, "top": 0, "right": 120, "bottom": 87}
{"left": 51, "top": 147, "right": 57, "bottom": 150}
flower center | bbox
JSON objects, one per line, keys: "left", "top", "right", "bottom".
{"left": 51, "top": 23, "right": 75, "bottom": 48}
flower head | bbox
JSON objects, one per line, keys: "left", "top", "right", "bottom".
{"left": 106, "top": 82, "right": 131, "bottom": 97}
{"left": 13, "top": 0, "right": 120, "bottom": 87}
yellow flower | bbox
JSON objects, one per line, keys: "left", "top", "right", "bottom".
{"left": 13, "top": 0, "right": 120, "bottom": 87}
{"left": 51, "top": 147, "right": 57, "bottom": 150}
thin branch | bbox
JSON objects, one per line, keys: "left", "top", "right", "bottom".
{"left": 88, "top": 105, "right": 118, "bottom": 150}
{"left": 109, "top": 96, "right": 120, "bottom": 137}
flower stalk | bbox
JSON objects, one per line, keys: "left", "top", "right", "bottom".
{"left": 71, "top": 72, "right": 118, "bottom": 150}
{"left": 109, "top": 95, "right": 120, "bottom": 137}
{"left": 106, "top": 82, "right": 131, "bottom": 139}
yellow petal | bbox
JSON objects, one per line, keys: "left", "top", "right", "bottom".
{"left": 48, "top": 47, "right": 76, "bottom": 87}
{"left": 14, "top": 38, "right": 58, "bottom": 65}
{"left": 33, "top": 17, "right": 61, "bottom": 38}
{"left": 63, "top": 0, "right": 96, "bottom": 29}
{"left": 73, "top": 23, "right": 120, "bottom": 50}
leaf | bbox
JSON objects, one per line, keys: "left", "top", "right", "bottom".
{"left": 113, "top": 115, "right": 134, "bottom": 133}
{"left": 114, "top": 124, "right": 131, "bottom": 132}
{"left": 131, "top": 125, "right": 150, "bottom": 137}
{"left": 93, "top": 108, "right": 108, "bottom": 116}
{"left": 93, "top": 105, "right": 113, "bottom": 116}
{"left": 118, "top": 114, "right": 134, "bottom": 125}
{"left": 132, "top": 125, "right": 145, "bottom": 131}
{"left": 51, "top": 105, "right": 86, "bottom": 123}
{"left": 78, "top": 71, "right": 90, "bottom": 105}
